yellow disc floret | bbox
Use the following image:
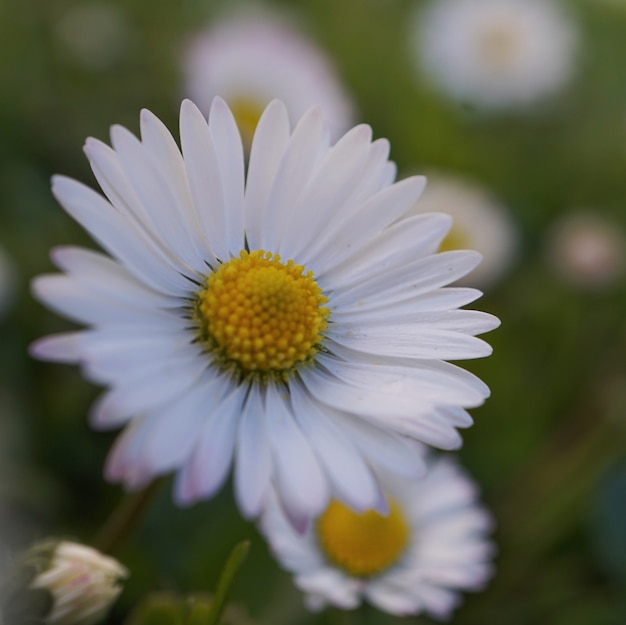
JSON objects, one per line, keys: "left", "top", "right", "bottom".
{"left": 316, "top": 498, "right": 410, "bottom": 577}
{"left": 197, "top": 250, "right": 329, "bottom": 374}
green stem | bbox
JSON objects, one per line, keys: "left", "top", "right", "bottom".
{"left": 93, "top": 479, "right": 164, "bottom": 554}
{"left": 205, "top": 541, "right": 251, "bottom": 625}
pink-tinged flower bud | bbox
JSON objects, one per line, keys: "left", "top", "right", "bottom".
{"left": 29, "top": 541, "right": 128, "bottom": 625}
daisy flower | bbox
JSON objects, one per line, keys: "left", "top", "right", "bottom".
{"left": 545, "top": 211, "right": 626, "bottom": 290}
{"left": 407, "top": 173, "right": 518, "bottom": 289}
{"left": 259, "top": 454, "right": 494, "bottom": 619}
{"left": 182, "top": 11, "right": 354, "bottom": 148}
{"left": 414, "top": 0, "right": 578, "bottom": 110}
{"left": 31, "top": 99, "right": 499, "bottom": 526}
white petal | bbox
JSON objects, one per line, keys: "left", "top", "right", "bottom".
{"left": 260, "top": 106, "right": 327, "bottom": 252}
{"left": 265, "top": 384, "right": 328, "bottom": 524}
{"left": 29, "top": 332, "right": 84, "bottom": 363}
{"left": 139, "top": 108, "right": 214, "bottom": 271}
{"left": 179, "top": 99, "right": 228, "bottom": 261}
{"left": 175, "top": 384, "right": 243, "bottom": 505}
{"left": 330, "top": 324, "right": 494, "bottom": 360}
{"left": 331, "top": 250, "right": 482, "bottom": 311}
{"left": 51, "top": 176, "right": 185, "bottom": 295}
{"left": 244, "top": 99, "right": 291, "bottom": 250}
{"left": 279, "top": 124, "right": 373, "bottom": 262}
{"left": 87, "top": 356, "right": 207, "bottom": 429}
{"left": 290, "top": 384, "right": 381, "bottom": 512}
{"left": 108, "top": 122, "right": 206, "bottom": 273}
{"left": 312, "top": 176, "right": 427, "bottom": 276}
{"left": 234, "top": 384, "right": 272, "bottom": 518}
{"left": 50, "top": 246, "right": 175, "bottom": 308}
{"left": 208, "top": 97, "right": 245, "bottom": 255}
{"left": 329, "top": 411, "right": 426, "bottom": 479}
{"left": 321, "top": 213, "right": 451, "bottom": 290}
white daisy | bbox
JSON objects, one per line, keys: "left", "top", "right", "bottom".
{"left": 545, "top": 211, "right": 626, "bottom": 289}
{"left": 407, "top": 173, "right": 518, "bottom": 289}
{"left": 414, "top": 0, "right": 578, "bottom": 110}
{"left": 31, "top": 99, "right": 499, "bottom": 527}
{"left": 182, "top": 11, "right": 354, "bottom": 148}
{"left": 259, "top": 454, "right": 494, "bottom": 619}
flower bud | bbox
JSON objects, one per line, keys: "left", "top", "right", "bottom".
{"left": 25, "top": 540, "right": 127, "bottom": 625}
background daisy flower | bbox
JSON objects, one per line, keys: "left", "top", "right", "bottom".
{"left": 182, "top": 11, "right": 355, "bottom": 148}
{"left": 545, "top": 211, "right": 626, "bottom": 290}
{"left": 259, "top": 454, "right": 494, "bottom": 619}
{"left": 414, "top": 0, "right": 579, "bottom": 110}
{"left": 30, "top": 99, "right": 498, "bottom": 528}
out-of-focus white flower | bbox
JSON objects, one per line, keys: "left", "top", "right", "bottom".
{"left": 260, "top": 454, "right": 494, "bottom": 619}
{"left": 407, "top": 173, "right": 518, "bottom": 289}
{"left": 54, "top": 2, "right": 131, "bottom": 70}
{"left": 31, "top": 99, "right": 499, "bottom": 528}
{"left": 182, "top": 12, "right": 354, "bottom": 147}
{"left": 546, "top": 211, "right": 626, "bottom": 289}
{"left": 414, "top": 0, "right": 578, "bottom": 110}
{"left": 30, "top": 541, "right": 127, "bottom": 625}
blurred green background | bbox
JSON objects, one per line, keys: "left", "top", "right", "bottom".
{"left": 1, "top": 0, "right": 626, "bottom": 624}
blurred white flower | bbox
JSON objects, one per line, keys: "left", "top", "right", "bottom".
{"left": 30, "top": 541, "right": 127, "bottom": 625}
{"left": 260, "top": 454, "right": 494, "bottom": 619}
{"left": 408, "top": 174, "right": 518, "bottom": 289}
{"left": 182, "top": 11, "right": 355, "bottom": 147}
{"left": 546, "top": 211, "right": 626, "bottom": 289}
{"left": 31, "top": 99, "right": 499, "bottom": 528}
{"left": 55, "top": 2, "right": 131, "bottom": 70}
{"left": 414, "top": 0, "right": 578, "bottom": 110}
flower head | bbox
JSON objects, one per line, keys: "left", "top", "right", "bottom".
{"left": 259, "top": 454, "right": 494, "bottom": 619}
{"left": 414, "top": 0, "right": 578, "bottom": 110}
{"left": 407, "top": 173, "right": 518, "bottom": 289}
{"left": 29, "top": 540, "right": 127, "bottom": 625}
{"left": 545, "top": 211, "right": 626, "bottom": 289}
{"left": 31, "top": 99, "right": 499, "bottom": 526}
{"left": 182, "top": 12, "right": 354, "bottom": 147}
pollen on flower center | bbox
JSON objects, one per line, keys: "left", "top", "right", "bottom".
{"left": 197, "top": 249, "right": 329, "bottom": 374}
{"left": 316, "top": 498, "right": 410, "bottom": 577}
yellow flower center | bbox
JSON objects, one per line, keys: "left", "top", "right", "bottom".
{"left": 316, "top": 498, "right": 410, "bottom": 577}
{"left": 476, "top": 22, "right": 521, "bottom": 70}
{"left": 197, "top": 250, "right": 329, "bottom": 375}
{"left": 228, "top": 97, "right": 266, "bottom": 152}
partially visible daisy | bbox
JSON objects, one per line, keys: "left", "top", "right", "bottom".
{"left": 545, "top": 211, "right": 626, "bottom": 289}
{"left": 259, "top": 454, "right": 494, "bottom": 619}
{"left": 182, "top": 12, "right": 354, "bottom": 148}
{"left": 407, "top": 173, "right": 518, "bottom": 289}
{"left": 31, "top": 99, "right": 499, "bottom": 527}
{"left": 414, "top": 0, "right": 578, "bottom": 110}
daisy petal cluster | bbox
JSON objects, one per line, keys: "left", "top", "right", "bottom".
{"left": 31, "top": 98, "right": 499, "bottom": 528}
{"left": 407, "top": 172, "right": 518, "bottom": 289}
{"left": 182, "top": 12, "right": 354, "bottom": 147}
{"left": 260, "top": 454, "right": 494, "bottom": 619}
{"left": 414, "top": 0, "right": 578, "bottom": 110}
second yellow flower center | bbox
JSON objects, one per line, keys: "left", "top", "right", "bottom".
{"left": 316, "top": 498, "right": 410, "bottom": 577}
{"left": 197, "top": 250, "right": 329, "bottom": 374}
